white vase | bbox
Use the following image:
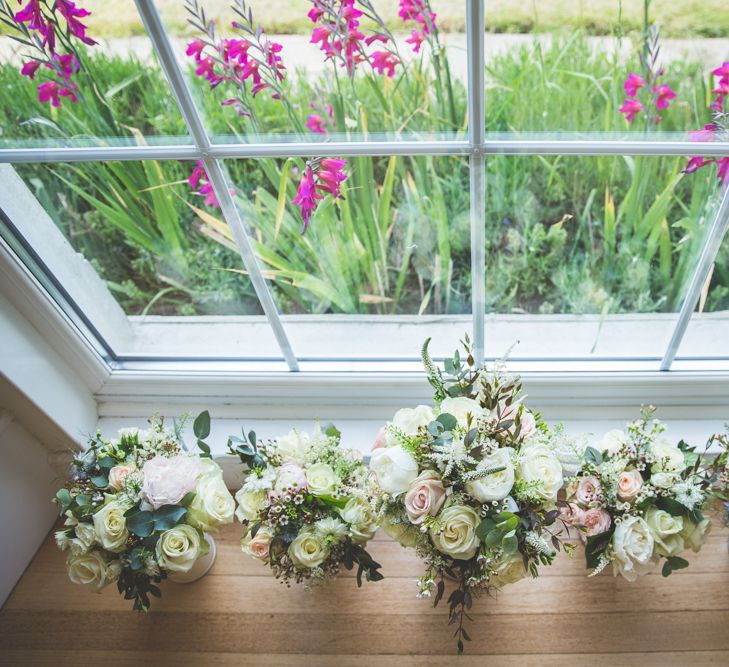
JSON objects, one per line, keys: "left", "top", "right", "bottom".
{"left": 169, "top": 533, "right": 217, "bottom": 584}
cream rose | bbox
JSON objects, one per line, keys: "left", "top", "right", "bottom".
{"left": 519, "top": 445, "right": 563, "bottom": 502}
{"left": 370, "top": 445, "right": 419, "bottom": 496}
{"left": 274, "top": 429, "right": 311, "bottom": 463}
{"left": 235, "top": 488, "right": 266, "bottom": 523}
{"left": 651, "top": 439, "right": 686, "bottom": 489}
{"left": 645, "top": 507, "right": 685, "bottom": 557}
{"left": 156, "top": 524, "right": 204, "bottom": 572}
{"left": 141, "top": 454, "right": 201, "bottom": 509}
{"left": 582, "top": 508, "right": 612, "bottom": 536}
{"left": 73, "top": 521, "right": 97, "bottom": 553}
{"left": 390, "top": 405, "right": 435, "bottom": 437}
{"left": 108, "top": 464, "right": 135, "bottom": 491}
{"left": 612, "top": 515, "right": 657, "bottom": 581}
{"left": 187, "top": 474, "right": 236, "bottom": 531}
{"left": 338, "top": 498, "right": 378, "bottom": 545}
{"left": 465, "top": 448, "right": 515, "bottom": 503}
{"left": 490, "top": 553, "right": 527, "bottom": 587}
{"left": 595, "top": 429, "right": 629, "bottom": 455}
{"left": 617, "top": 469, "right": 643, "bottom": 501}
{"left": 67, "top": 550, "right": 116, "bottom": 590}
{"left": 575, "top": 476, "right": 602, "bottom": 505}
{"left": 288, "top": 530, "right": 329, "bottom": 568}
{"left": 681, "top": 517, "right": 711, "bottom": 553}
{"left": 404, "top": 470, "right": 447, "bottom": 524}
{"left": 241, "top": 527, "right": 274, "bottom": 561}
{"left": 440, "top": 397, "right": 484, "bottom": 427}
{"left": 272, "top": 462, "right": 308, "bottom": 496}
{"left": 430, "top": 504, "right": 481, "bottom": 560}
{"left": 306, "top": 462, "right": 339, "bottom": 497}
{"left": 381, "top": 515, "right": 419, "bottom": 548}
{"left": 92, "top": 501, "right": 129, "bottom": 553}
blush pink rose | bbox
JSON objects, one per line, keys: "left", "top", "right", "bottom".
{"left": 560, "top": 502, "right": 585, "bottom": 526}
{"left": 372, "top": 427, "right": 388, "bottom": 451}
{"left": 403, "top": 470, "right": 447, "bottom": 524}
{"left": 108, "top": 464, "right": 135, "bottom": 491}
{"left": 244, "top": 529, "right": 273, "bottom": 561}
{"left": 582, "top": 508, "right": 612, "bottom": 536}
{"left": 141, "top": 455, "right": 201, "bottom": 509}
{"left": 498, "top": 404, "right": 537, "bottom": 441}
{"left": 272, "top": 462, "right": 307, "bottom": 497}
{"left": 575, "top": 476, "right": 602, "bottom": 505}
{"left": 617, "top": 469, "right": 643, "bottom": 502}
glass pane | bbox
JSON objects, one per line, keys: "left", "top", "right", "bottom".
{"left": 155, "top": 0, "right": 466, "bottom": 142}
{"left": 0, "top": 0, "right": 190, "bottom": 148}
{"left": 483, "top": 153, "right": 723, "bottom": 359}
{"left": 485, "top": 1, "right": 727, "bottom": 142}
{"left": 217, "top": 154, "right": 471, "bottom": 359}
{"left": 4, "top": 159, "right": 287, "bottom": 360}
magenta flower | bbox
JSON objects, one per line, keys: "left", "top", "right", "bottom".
{"left": 689, "top": 124, "right": 717, "bottom": 143}
{"left": 712, "top": 62, "right": 729, "bottom": 80}
{"left": 718, "top": 157, "right": 729, "bottom": 186}
{"left": 57, "top": 0, "right": 96, "bottom": 45}
{"left": 37, "top": 80, "right": 76, "bottom": 107}
{"left": 316, "top": 158, "right": 348, "bottom": 198}
{"left": 186, "top": 40, "right": 206, "bottom": 61}
{"left": 619, "top": 98, "right": 644, "bottom": 123}
{"left": 371, "top": 51, "right": 399, "bottom": 78}
{"left": 20, "top": 60, "right": 40, "bottom": 79}
{"left": 292, "top": 166, "right": 323, "bottom": 231}
{"left": 684, "top": 156, "right": 712, "bottom": 174}
{"left": 307, "top": 5, "right": 324, "bottom": 23}
{"left": 623, "top": 72, "right": 645, "bottom": 97}
{"left": 306, "top": 114, "right": 327, "bottom": 134}
{"left": 188, "top": 162, "right": 219, "bottom": 208}
{"left": 405, "top": 30, "right": 425, "bottom": 54}
{"left": 654, "top": 84, "right": 676, "bottom": 110}
{"left": 399, "top": 0, "right": 437, "bottom": 34}
{"left": 15, "top": 0, "right": 45, "bottom": 30}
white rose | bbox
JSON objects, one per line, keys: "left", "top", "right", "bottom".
{"left": 681, "top": 517, "right": 711, "bottom": 553}
{"left": 430, "top": 504, "right": 481, "bottom": 560}
{"left": 72, "top": 521, "right": 97, "bottom": 554}
{"left": 370, "top": 446, "right": 418, "bottom": 496}
{"left": 197, "top": 457, "right": 225, "bottom": 480}
{"left": 156, "top": 524, "right": 204, "bottom": 572}
{"left": 288, "top": 530, "right": 329, "bottom": 568}
{"left": 440, "top": 397, "right": 484, "bottom": 427}
{"left": 188, "top": 475, "right": 236, "bottom": 531}
{"left": 92, "top": 501, "right": 129, "bottom": 553}
{"left": 554, "top": 437, "right": 588, "bottom": 477}
{"left": 306, "top": 462, "right": 339, "bottom": 497}
{"left": 235, "top": 488, "right": 266, "bottom": 523}
{"left": 466, "top": 448, "right": 515, "bottom": 503}
{"left": 67, "top": 550, "right": 115, "bottom": 591}
{"left": 381, "top": 515, "right": 419, "bottom": 548}
{"left": 518, "top": 445, "right": 563, "bottom": 502}
{"left": 595, "top": 429, "right": 629, "bottom": 455}
{"left": 645, "top": 507, "right": 685, "bottom": 557}
{"left": 390, "top": 405, "right": 435, "bottom": 437}
{"left": 141, "top": 454, "right": 201, "bottom": 509}
{"left": 490, "top": 553, "right": 527, "bottom": 588}
{"left": 651, "top": 439, "right": 686, "bottom": 489}
{"left": 274, "top": 429, "right": 311, "bottom": 463}
{"left": 612, "top": 515, "right": 657, "bottom": 581}
{"left": 338, "top": 498, "right": 378, "bottom": 545}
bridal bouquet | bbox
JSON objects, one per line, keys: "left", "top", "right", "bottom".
{"left": 230, "top": 424, "right": 383, "bottom": 587}
{"left": 53, "top": 412, "right": 235, "bottom": 610}
{"left": 371, "top": 338, "right": 569, "bottom": 652}
{"left": 562, "top": 407, "right": 712, "bottom": 581}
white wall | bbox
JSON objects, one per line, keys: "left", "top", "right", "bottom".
{"left": 0, "top": 413, "right": 59, "bottom": 606}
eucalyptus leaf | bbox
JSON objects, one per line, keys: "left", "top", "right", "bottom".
{"left": 193, "top": 410, "right": 211, "bottom": 439}
{"left": 127, "top": 510, "right": 155, "bottom": 537}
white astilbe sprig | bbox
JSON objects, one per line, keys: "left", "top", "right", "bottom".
{"left": 589, "top": 552, "right": 612, "bottom": 577}
{"left": 461, "top": 460, "right": 507, "bottom": 483}
{"left": 428, "top": 438, "right": 478, "bottom": 478}
{"left": 525, "top": 531, "right": 555, "bottom": 558}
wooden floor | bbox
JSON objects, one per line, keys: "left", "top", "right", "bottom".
{"left": 2, "top": 519, "right": 729, "bottom": 666}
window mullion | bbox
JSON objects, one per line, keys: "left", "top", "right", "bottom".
{"left": 660, "top": 185, "right": 729, "bottom": 370}
{"left": 134, "top": 0, "right": 299, "bottom": 372}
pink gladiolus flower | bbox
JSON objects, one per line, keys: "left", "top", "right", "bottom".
{"left": 292, "top": 166, "right": 323, "bottom": 231}
{"left": 405, "top": 30, "right": 425, "bottom": 53}
{"left": 308, "top": 5, "right": 324, "bottom": 23}
{"left": 365, "top": 34, "right": 388, "bottom": 47}
{"left": 306, "top": 114, "right": 327, "bottom": 134}
{"left": 623, "top": 72, "right": 645, "bottom": 97}
{"left": 371, "top": 51, "right": 398, "bottom": 78}
{"left": 712, "top": 62, "right": 729, "bottom": 80}
{"left": 186, "top": 39, "right": 206, "bottom": 61}
{"left": 37, "top": 80, "right": 75, "bottom": 107}
{"left": 654, "top": 84, "right": 676, "bottom": 110}
{"left": 619, "top": 98, "right": 644, "bottom": 123}
{"left": 399, "top": 0, "right": 437, "bottom": 34}
{"left": 52, "top": 53, "right": 80, "bottom": 81}
{"left": 20, "top": 60, "right": 40, "bottom": 79}
{"left": 57, "top": 0, "right": 96, "bottom": 45}
{"left": 15, "top": 1, "right": 45, "bottom": 30}
{"left": 684, "top": 156, "right": 712, "bottom": 174}
{"left": 718, "top": 157, "right": 729, "bottom": 186}
{"left": 689, "top": 124, "right": 717, "bottom": 143}
{"left": 189, "top": 162, "right": 219, "bottom": 207}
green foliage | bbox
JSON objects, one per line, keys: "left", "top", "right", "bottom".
{"left": 662, "top": 555, "right": 690, "bottom": 577}
{"left": 127, "top": 505, "right": 189, "bottom": 537}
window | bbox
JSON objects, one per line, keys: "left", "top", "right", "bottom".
{"left": 0, "top": 1, "right": 727, "bottom": 374}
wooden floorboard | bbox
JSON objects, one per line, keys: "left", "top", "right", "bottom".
{"left": 1, "top": 520, "right": 728, "bottom": 664}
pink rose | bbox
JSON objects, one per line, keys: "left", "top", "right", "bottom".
{"left": 272, "top": 462, "right": 307, "bottom": 497}
{"left": 108, "top": 464, "right": 135, "bottom": 491}
{"left": 498, "top": 404, "right": 537, "bottom": 441}
{"left": 403, "top": 470, "right": 447, "bottom": 524}
{"left": 617, "top": 469, "right": 643, "bottom": 502}
{"left": 372, "top": 427, "right": 388, "bottom": 451}
{"left": 582, "top": 508, "right": 612, "bottom": 536}
{"left": 560, "top": 503, "right": 585, "bottom": 526}
{"left": 243, "top": 529, "right": 273, "bottom": 561}
{"left": 141, "top": 455, "right": 201, "bottom": 509}
{"left": 575, "top": 476, "right": 602, "bottom": 505}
